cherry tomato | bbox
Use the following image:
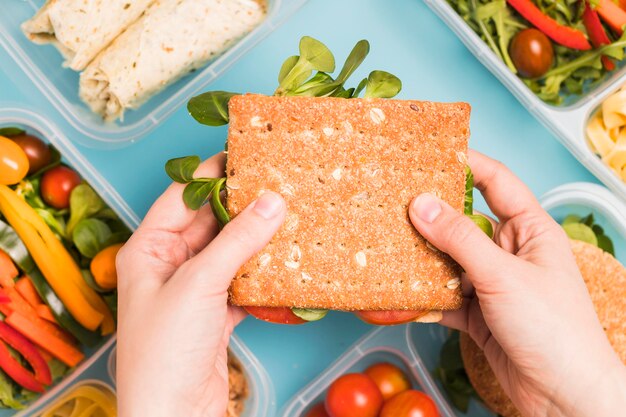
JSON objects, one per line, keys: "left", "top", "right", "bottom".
{"left": 379, "top": 390, "right": 439, "bottom": 417}
{"left": 40, "top": 166, "right": 81, "bottom": 209}
{"left": 354, "top": 310, "right": 427, "bottom": 325}
{"left": 364, "top": 362, "right": 411, "bottom": 400}
{"left": 11, "top": 134, "right": 52, "bottom": 174}
{"left": 304, "top": 403, "right": 329, "bottom": 417}
{"left": 243, "top": 306, "right": 306, "bottom": 325}
{"left": 325, "top": 373, "right": 383, "bottom": 417}
{"left": 509, "top": 28, "right": 554, "bottom": 79}
{"left": 0, "top": 136, "right": 29, "bottom": 185}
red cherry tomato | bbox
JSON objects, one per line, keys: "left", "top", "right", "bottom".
{"left": 355, "top": 310, "right": 427, "bottom": 325}
{"left": 243, "top": 306, "right": 306, "bottom": 325}
{"left": 304, "top": 403, "right": 329, "bottom": 417}
{"left": 509, "top": 28, "right": 554, "bottom": 79}
{"left": 364, "top": 362, "right": 411, "bottom": 400}
{"left": 379, "top": 390, "right": 439, "bottom": 417}
{"left": 11, "top": 134, "right": 52, "bottom": 174}
{"left": 40, "top": 166, "right": 82, "bottom": 209}
{"left": 325, "top": 373, "right": 383, "bottom": 417}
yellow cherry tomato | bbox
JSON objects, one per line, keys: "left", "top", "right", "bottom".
{"left": 90, "top": 243, "right": 124, "bottom": 290}
{"left": 0, "top": 136, "right": 29, "bottom": 185}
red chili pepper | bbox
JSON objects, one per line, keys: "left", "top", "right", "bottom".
{"left": 582, "top": 3, "right": 616, "bottom": 71}
{"left": 0, "top": 321, "right": 51, "bottom": 392}
{"left": 507, "top": 0, "right": 592, "bottom": 50}
{"left": 596, "top": 0, "right": 626, "bottom": 35}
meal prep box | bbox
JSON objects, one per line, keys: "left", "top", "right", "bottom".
{"left": 282, "top": 182, "right": 626, "bottom": 417}
{"left": 424, "top": 0, "right": 626, "bottom": 204}
{"left": 0, "top": 0, "right": 308, "bottom": 146}
{"left": 0, "top": 104, "right": 275, "bottom": 417}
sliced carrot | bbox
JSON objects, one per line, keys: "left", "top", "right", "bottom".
{"left": 36, "top": 305, "right": 57, "bottom": 324}
{"left": 15, "top": 277, "right": 43, "bottom": 309}
{"left": 596, "top": 0, "right": 626, "bottom": 34}
{"left": 0, "top": 250, "right": 17, "bottom": 288}
{"left": 6, "top": 312, "right": 84, "bottom": 367}
{"left": 0, "top": 288, "right": 74, "bottom": 345}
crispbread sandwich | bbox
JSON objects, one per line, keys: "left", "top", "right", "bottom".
{"left": 459, "top": 239, "right": 626, "bottom": 417}
{"left": 224, "top": 94, "right": 470, "bottom": 323}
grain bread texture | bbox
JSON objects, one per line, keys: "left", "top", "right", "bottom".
{"left": 226, "top": 95, "right": 470, "bottom": 310}
{"left": 460, "top": 239, "right": 626, "bottom": 417}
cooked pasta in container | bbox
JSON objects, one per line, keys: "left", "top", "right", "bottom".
{"left": 586, "top": 89, "right": 626, "bottom": 182}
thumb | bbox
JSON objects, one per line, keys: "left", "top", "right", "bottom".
{"left": 176, "top": 191, "right": 286, "bottom": 294}
{"left": 409, "top": 193, "right": 511, "bottom": 280}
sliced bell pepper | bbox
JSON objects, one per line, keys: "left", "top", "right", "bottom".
{"left": 507, "top": 0, "right": 592, "bottom": 50}
{"left": 596, "top": 0, "right": 626, "bottom": 35}
{"left": 15, "top": 277, "right": 43, "bottom": 309}
{"left": 0, "top": 249, "right": 17, "bottom": 288}
{"left": 0, "top": 185, "right": 105, "bottom": 332}
{"left": 582, "top": 4, "right": 616, "bottom": 70}
{"left": 6, "top": 312, "right": 84, "bottom": 367}
{"left": 0, "top": 321, "right": 51, "bottom": 392}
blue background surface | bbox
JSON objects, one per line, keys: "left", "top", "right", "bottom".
{"left": 0, "top": 0, "right": 600, "bottom": 412}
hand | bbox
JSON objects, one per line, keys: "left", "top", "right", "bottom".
{"left": 115, "top": 153, "right": 286, "bottom": 417}
{"left": 409, "top": 151, "right": 626, "bottom": 417}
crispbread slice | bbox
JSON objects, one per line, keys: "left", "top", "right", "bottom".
{"left": 225, "top": 94, "right": 469, "bottom": 311}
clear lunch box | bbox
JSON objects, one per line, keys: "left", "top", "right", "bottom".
{"left": 424, "top": 0, "right": 626, "bottom": 203}
{"left": 0, "top": 104, "right": 275, "bottom": 417}
{"left": 407, "top": 181, "right": 626, "bottom": 417}
{"left": 0, "top": 0, "right": 308, "bottom": 146}
{"left": 281, "top": 182, "right": 626, "bottom": 417}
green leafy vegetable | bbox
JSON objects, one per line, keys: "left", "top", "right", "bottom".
{"left": 66, "top": 184, "right": 106, "bottom": 236}
{"left": 464, "top": 166, "right": 494, "bottom": 238}
{"left": 165, "top": 156, "right": 201, "bottom": 183}
{"left": 468, "top": 213, "right": 494, "bottom": 237}
{"left": 292, "top": 308, "right": 329, "bottom": 322}
{"left": 72, "top": 218, "right": 112, "bottom": 258}
{"left": 434, "top": 331, "right": 477, "bottom": 413}
{"left": 278, "top": 55, "right": 300, "bottom": 83}
{"left": 34, "top": 208, "right": 67, "bottom": 239}
{"left": 209, "top": 178, "right": 229, "bottom": 229}
{"left": 0, "top": 127, "right": 25, "bottom": 137}
{"left": 364, "top": 71, "right": 402, "bottom": 98}
{"left": 187, "top": 91, "right": 238, "bottom": 126}
{"left": 0, "top": 371, "right": 26, "bottom": 410}
{"left": 560, "top": 213, "right": 615, "bottom": 255}
{"left": 275, "top": 36, "right": 336, "bottom": 94}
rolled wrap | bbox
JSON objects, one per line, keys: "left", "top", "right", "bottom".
{"left": 22, "top": 0, "right": 156, "bottom": 71}
{"left": 79, "top": 0, "right": 267, "bottom": 122}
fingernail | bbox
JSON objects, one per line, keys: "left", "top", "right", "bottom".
{"left": 253, "top": 192, "right": 284, "bottom": 220}
{"left": 412, "top": 193, "right": 442, "bottom": 223}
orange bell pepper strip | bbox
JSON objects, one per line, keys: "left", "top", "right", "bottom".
{"left": 0, "top": 250, "right": 17, "bottom": 288}
{"left": 0, "top": 185, "right": 105, "bottom": 331}
{"left": 6, "top": 312, "right": 84, "bottom": 368}
{"left": 507, "top": 0, "right": 592, "bottom": 50}
{"left": 595, "top": 0, "right": 626, "bottom": 35}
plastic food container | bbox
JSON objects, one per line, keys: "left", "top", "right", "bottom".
{"left": 0, "top": 0, "right": 307, "bottom": 146}
{"left": 0, "top": 104, "right": 275, "bottom": 417}
{"left": 280, "top": 324, "right": 456, "bottom": 417}
{"left": 424, "top": 0, "right": 626, "bottom": 203}
{"left": 406, "top": 181, "right": 626, "bottom": 417}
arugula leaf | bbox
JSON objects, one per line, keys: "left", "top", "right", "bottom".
{"left": 364, "top": 71, "right": 402, "bottom": 99}
{"left": 0, "top": 127, "right": 25, "bottom": 137}
{"left": 187, "top": 91, "right": 238, "bottom": 126}
{"left": 165, "top": 156, "right": 201, "bottom": 183}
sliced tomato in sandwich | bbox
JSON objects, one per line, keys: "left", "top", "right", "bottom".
{"left": 355, "top": 310, "right": 428, "bottom": 325}
{"left": 243, "top": 306, "right": 306, "bottom": 325}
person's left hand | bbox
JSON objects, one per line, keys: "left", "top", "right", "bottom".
{"left": 115, "top": 153, "right": 286, "bottom": 417}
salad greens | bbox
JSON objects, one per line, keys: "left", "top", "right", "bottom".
{"left": 434, "top": 330, "right": 477, "bottom": 412}
{"left": 447, "top": 0, "right": 626, "bottom": 104}
{"left": 561, "top": 213, "right": 615, "bottom": 255}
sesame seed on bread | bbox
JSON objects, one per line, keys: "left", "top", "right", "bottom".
{"left": 225, "top": 94, "right": 470, "bottom": 310}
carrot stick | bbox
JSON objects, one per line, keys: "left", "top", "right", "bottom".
{"left": 0, "top": 250, "right": 17, "bottom": 288}
{"left": 36, "top": 347, "right": 53, "bottom": 363}
{"left": 15, "top": 277, "right": 42, "bottom": 309}
{"left": 6, "top": 312, "right": 84, "bottom": 367}
{"left": 36, "top": 305, "right": 57, "bottom": 324}
{"left": 596, "top": 0, "right": 626, "bottom": 34}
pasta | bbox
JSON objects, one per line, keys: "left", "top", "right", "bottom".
{"left": 587, "top": 88, "right": 626, "bottom": 182}
{"left": 39, "top": 383, "right": 116, "bottom": 417}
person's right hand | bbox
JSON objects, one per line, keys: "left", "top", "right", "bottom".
{"left": 409, "top": 151, "right": 626, "bottom": 417}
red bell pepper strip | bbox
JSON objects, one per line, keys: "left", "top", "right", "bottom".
{"left": 507, "top": 0, "right": 592, "bottom": 50}
{"left": 0, "top": 321, "right": 51, "bottom": 392}
{"left": 582, "top": 4, "right": 616, "bottom": 70}
{"left": 596, "top": 0, "right": 626, "bottom": 35}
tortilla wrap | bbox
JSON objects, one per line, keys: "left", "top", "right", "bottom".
{"left": 22, "top": 0, "right": 155, "bottom": 71}
{"left": 79, "top": 0, "right": 266, "bottom": 122}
